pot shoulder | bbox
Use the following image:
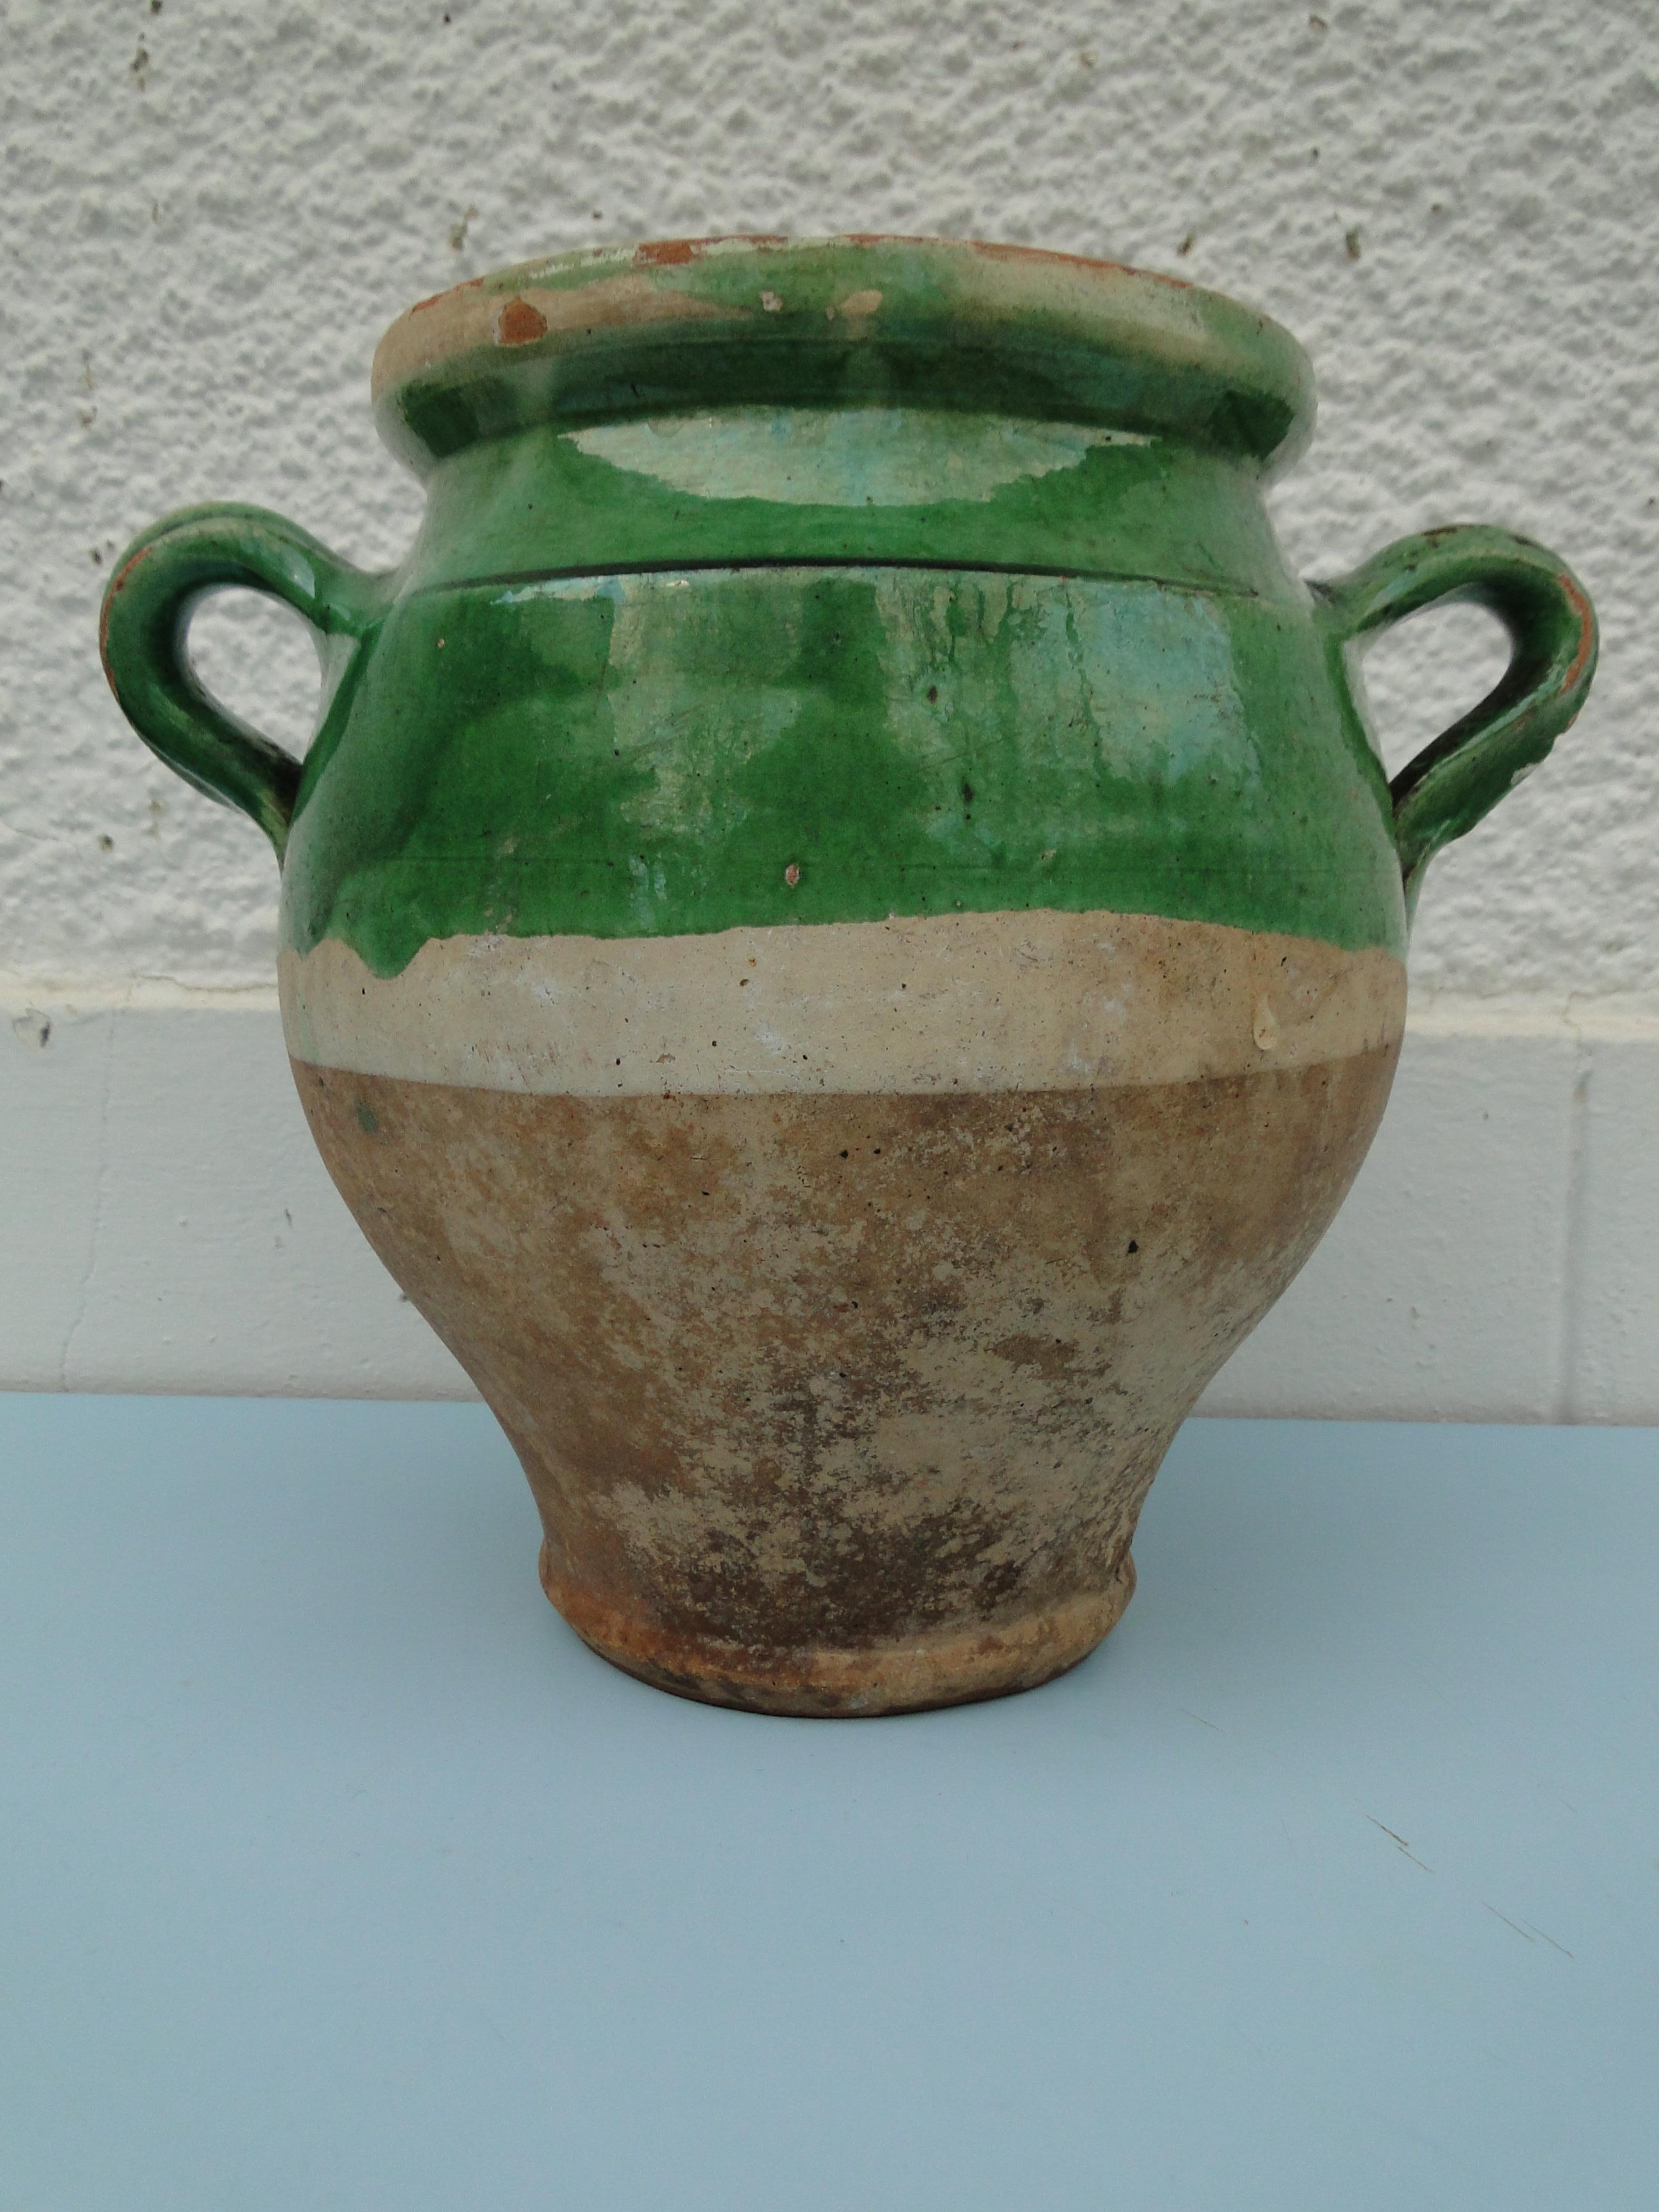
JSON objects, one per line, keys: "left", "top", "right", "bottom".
{"left": 280, "top": 561, "right": 1404, "bottom": 974}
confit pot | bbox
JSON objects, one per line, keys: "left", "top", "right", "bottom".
{"left": 101, "top": 236, "right": 1598, "bottom": 1715}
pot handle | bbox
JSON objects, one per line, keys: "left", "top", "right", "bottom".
{"left": 99, "top": 502, "right": 383, "bottom": 862}
{"left": 1313, "top": 525, "right": 1597, "bottom": 909}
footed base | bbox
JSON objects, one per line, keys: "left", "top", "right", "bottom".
{"left": 539, "top": 1543, "right": 1137, "bottom": 1717}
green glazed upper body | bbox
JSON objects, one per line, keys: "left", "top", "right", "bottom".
{"left": 102, "top": 237, "right": 1599, "bottom": 977}
{"left": 280, "top": 237, "right": 1402, "bottom": 977}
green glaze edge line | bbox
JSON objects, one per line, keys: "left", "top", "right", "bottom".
{"left": 278, "top": 910, "right": 1407, "bottom": 1098}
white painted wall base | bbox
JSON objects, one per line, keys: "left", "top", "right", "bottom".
{"left": 6, "top": 985, "right": 1655, "bottom": 1420}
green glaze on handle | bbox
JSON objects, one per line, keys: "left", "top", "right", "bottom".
{"left": 99, "top": 504, "right": 384, "bottom": 859}
{"left": 1315, "top": 525, "right": 1598, "bottom": 913}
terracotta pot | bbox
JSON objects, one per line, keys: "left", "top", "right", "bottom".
{"left": 102, "top": 237, "right": 1597, "bottom": 1715}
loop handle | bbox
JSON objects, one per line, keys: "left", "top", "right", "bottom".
{"left": 99, "top": 504, "right": 383, "bottom": 860}
{"left": 1315, "top": 525, "right": 1597, "bottom": 909}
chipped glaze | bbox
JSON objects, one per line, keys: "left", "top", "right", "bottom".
{"left": 100, "top": 237, "right": 1598, "bottom": 1714}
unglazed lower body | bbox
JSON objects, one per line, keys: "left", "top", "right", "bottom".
{"left": 284, "top": 908, "right": 1404, "bottom": 1716}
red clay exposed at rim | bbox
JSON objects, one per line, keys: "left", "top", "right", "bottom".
{"left": 365, "top": 232, "right": 1317, "bottom": 463}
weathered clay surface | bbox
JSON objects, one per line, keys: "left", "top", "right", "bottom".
{"left": 293, "top": 1044, "right": 1398, "bottom": 1712}
{"left": 371, "top": 266, "right": 745, "bottom": 403}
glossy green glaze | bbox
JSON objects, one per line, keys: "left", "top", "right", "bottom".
{"left": 283, "top": 566, "right": 1406, "bottom": 976}
{"left": 100, "top": 237, "right": 1598, "bottom": 971}
{"left": 404, "top": 413, "right": 1288, "bottom": 589}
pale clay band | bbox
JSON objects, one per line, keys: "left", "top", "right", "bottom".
{"left": 280, "top": 910, "right": 1406, "bottom": 1098}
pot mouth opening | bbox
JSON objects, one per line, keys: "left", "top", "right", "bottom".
{"left": 372, "top": 235, "right": 1315, "bottom": 477}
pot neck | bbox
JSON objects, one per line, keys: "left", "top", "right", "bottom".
{"left": 392, "top": 406, "right": 1301, "bottom": 604}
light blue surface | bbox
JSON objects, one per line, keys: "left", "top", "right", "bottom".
{"left": 2, "top": 1398, "right": 1655, "bottom": 2210}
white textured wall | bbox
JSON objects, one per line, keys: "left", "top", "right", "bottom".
{"left": 3, "top": 0, "right": 1658, "bottom": 1407}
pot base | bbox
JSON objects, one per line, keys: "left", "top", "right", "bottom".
{"left": 289, "top": 943, "right": 1402, "bottom": 1717}
{"left": 540, "top": 1541, "right": 1136, "bottom": 1717}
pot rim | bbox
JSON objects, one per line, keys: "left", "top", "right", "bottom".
{"left": 372, "top": 235, "right": 1315, "bottom": 478}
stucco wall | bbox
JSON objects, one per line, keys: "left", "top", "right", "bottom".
{"left": 4, "top": 0, "right": 1658, "bottom": 1407}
